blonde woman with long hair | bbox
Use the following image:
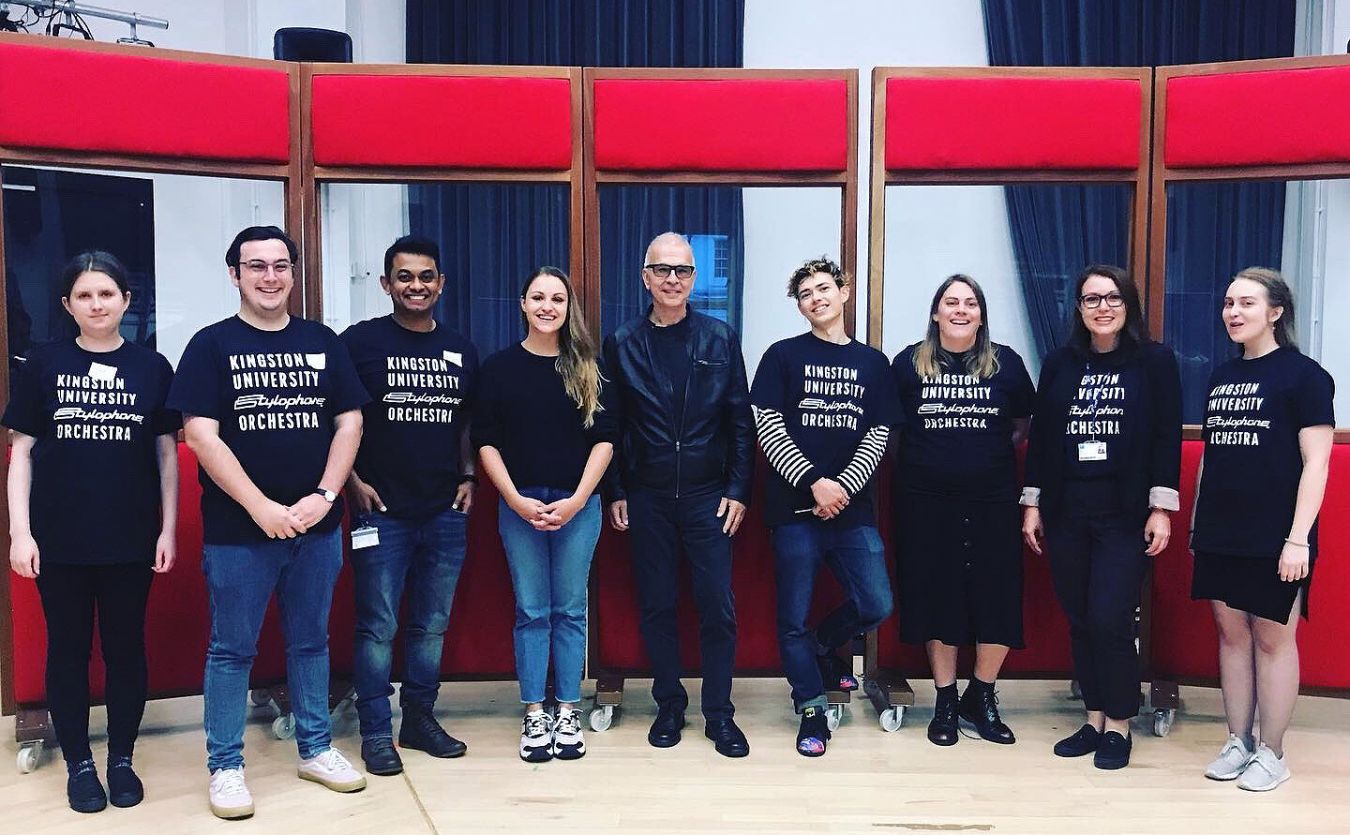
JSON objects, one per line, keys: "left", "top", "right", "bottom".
{"left": 473, "top": 267, "right": 616, "bottom": 763}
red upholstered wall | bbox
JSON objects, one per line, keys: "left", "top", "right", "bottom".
{"left": 0, "top": 42, "right": 289, "bottom": 163}
{"left": 884, "top": 76, "right": 1141, "bottom": 170}
{"left": 1165, "top": 67, "right": 1350, "bottom": 168}
{"left": 310, "top": 74, "right": 572, "bottom": 169}
{"left": 592, "top": 78, "right": 849, "bottom": 172}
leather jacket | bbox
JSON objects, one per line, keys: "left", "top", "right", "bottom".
{"left": 602, "top": 308, "right": 754, "bottom": 503}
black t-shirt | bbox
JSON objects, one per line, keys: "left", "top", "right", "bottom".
{"left": 649, "top": 315, "right": 691, "bottom": 426}
{"left": 2, "top": 340, "right": 180, "bottom": 564}
{"left": 341, "top": 316, "right": 479, "bottom": 519}
{"left": 1193, "top": 347, "right": 1335, "bottom": 560}
{"left": 891, "top": 343, "right": 1033, "bottom": 502}
{"left": 471, "top": 343, "right": 619, "bottom": 493}
{"left": 1061, "top": 347, "right": 1138, "bottom": 479}
{"left": 167, "top": 316, "right": 370, "bottom": 544}
{"left": 751, "top": 333, "right": 899, "bottom": 528}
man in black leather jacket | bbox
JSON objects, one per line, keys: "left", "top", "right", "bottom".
{"left": 603, "top": 232, "right": 755, "bottom": 758}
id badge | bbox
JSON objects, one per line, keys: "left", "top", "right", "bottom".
{"left": 351, "top": 525, "right": 380, "bottom": 550}
{"left": 1077, "top": 440, "right": 1108, "bottom": 462}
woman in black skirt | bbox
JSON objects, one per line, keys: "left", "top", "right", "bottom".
{"left": 1190, "top": 267, "right": 1333, "bottom": 792}
{"left": 1022, "top": 264, "right": 1181, "bottom": 770}
{"left": 892, "top": 275, "right": 1034, "bottom": 747}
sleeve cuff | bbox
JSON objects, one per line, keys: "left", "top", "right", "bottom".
{"left": 1019, "top": 486, "right": 1041, "bottom": 507}
{"left": 1149, "top": 486, "right": 1180, "bottom": 512}
{"left": 794, "top": 466, "right": 823, "bottom": 491}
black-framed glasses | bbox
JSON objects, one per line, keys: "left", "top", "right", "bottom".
{"left": 645, "top": 263, "right": 695, "bottom": 280}
{"left": 1079, "top": 292, "right": 1125, "bottom": 310}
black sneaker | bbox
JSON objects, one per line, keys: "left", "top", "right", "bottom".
{"left": 399, "top": 705, "right": 467, "bottom": 758}
{"left": 796, "top": 706, "right": 831, "bottom": 757}
{"left": 927, "top": 690, "right": 959, "bottom": 747}
{"left": 361, "top": 737, "right": 404, "bottom": 776}
{"left": 106, "top": 755, "right": 144, "bottom": 808}
{"left": 519, "top": 710, "right": 554, "bottom": 763}
{"left": 1094, "top": 730, "right": 1132, "bottom": 770}
{"left": 816, "top": 652, "right": 860, "bottom": 692}
{"left": 1053, "top": 724, "right": 1102, "bottom": 758}
{"left": 958, "top": 683, "right": 1016, "bottom": 744}
{"left": 66, "top": 758, "right": 107, "bottom": 814}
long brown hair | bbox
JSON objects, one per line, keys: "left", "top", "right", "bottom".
{"left": 912, "top": 274, "right": 1000, "bottom": 380}
{"left": 1232, "top": 266, "right": 1297, "bottom": 350}
{"left": 520, "top": 267, "right": 604, "bottom": 427}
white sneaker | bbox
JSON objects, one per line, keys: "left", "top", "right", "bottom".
{"left": 552, "top": 707, "right": 587, "bottom": 760}
{"left": 208, "top": 767, "right": 255, "bottom": 819}
{"left": 1204, "top": 734, "right": 1254, "bottom": 780}
{"left": 520, "top": 710, "right": 554, "bottom": 763}
{"left": 1236, "top": 743, "right": 1291, "bottom": 792}
{"left": 298, "top": 748, "right": 367, "bottom": 793}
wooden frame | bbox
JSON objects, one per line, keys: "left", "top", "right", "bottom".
{"left": 0, "top": 33, "right": 302, "bottom": 718}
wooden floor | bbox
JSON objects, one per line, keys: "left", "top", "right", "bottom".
{"left": 2, "top": 678, "right": 1348, "bottom": 833}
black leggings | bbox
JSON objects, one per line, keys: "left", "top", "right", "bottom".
{"left": 35, "top": 562, "right": 153, "bottom": 763}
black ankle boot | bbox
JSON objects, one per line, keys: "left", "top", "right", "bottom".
{"left": 399, "top": 704, "right": 467, "bottom": 758}
{"left": 927, "top": 685, "right": 959, "bottom": 746}
{"left": 66, "top": 758, "right": 107, "bottom": 813}
{"left": 106, "top": 755, "right": 144, "bottom": 808}
{"left": 958, "top": 680, "right": 1016, "bottom": 744}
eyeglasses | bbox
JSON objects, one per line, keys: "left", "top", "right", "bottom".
{"left": 239, "top": 259, "right": 293, "bottom": 277}
{"left": 1079, "top": 292, "right": 1125, "bottom": 310}
{"left": 645, "top": 263, "right": 695, "bottom": 280}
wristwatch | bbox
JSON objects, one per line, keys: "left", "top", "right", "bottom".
{"left": 314, "top": 488, "right": 338, "bottom": 503}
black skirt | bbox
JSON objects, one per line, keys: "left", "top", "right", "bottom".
{"left": 895, "top": 492, "right": 1024, "bottom": 647}
{"left": 1191, "top": 551, "right": 1312, "bottom": 624}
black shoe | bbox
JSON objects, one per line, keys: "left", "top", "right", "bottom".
{"left": 399, "top": 705, "right": 467, "bottom": 758}
{"left": 1053, "top": 724, "right": 1103, "bottom": 758}
{"left": 796, "top": 706, "right": 831, "bottom": 757}
{"left": 66, "top": 758, "right": 107, "bottom": 814}
{"left": 704, "top": 718, "right": 750, "bottom": 758}
{"left": 816, "top": 652, "right": 860, "bottom": 692}
{"left": 647, "top": 703, "right": 686, "bottom": 748}
{"left": 958, "top": 682, "right": 1016, "bottom": 744}
{"left": 361, "top": 737, "right": 404, "bottom": 776}
{"left": 1094, "top": 730, "right": 1132, "bottom": 770}
{"left": 927, "top": 690, "right": 960, "bottom": 747}
{"left": 106, "top": 755, "right": 143, "bottom": 808}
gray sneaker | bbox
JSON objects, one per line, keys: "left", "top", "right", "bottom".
{"left": 1236, "top": 743, "right": 1290, "bottom": 792}
{"left": 1204, "top": 734, "right": 1253, "bottom": 781}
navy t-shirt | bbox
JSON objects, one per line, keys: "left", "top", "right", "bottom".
{"left": 167, "top": 316, "right": 370, "bottom": 544}
{"left": 2, "top": 340, "right": 180, "bottom": 564}
{"left": 891, "top": 343, "right": 1033, "bottom": 502}
{"left": 341, "top": 316, "right": 479, "bottom": 519}
{"left": 751, "top": 333, "right": 899, "bottom": 528}
{"left": 1193, "top": 347, "right": 1335, "bottom": 560}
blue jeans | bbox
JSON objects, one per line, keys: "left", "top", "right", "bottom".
{"left": 351, "top": 507, "right": 468, "bottom": 741}
{"left": 202, "top": 527, "right": 343, "bottom": 771}
{"left": 771, "top": 521, "right": 893, "bottom": 712}
{"left": 497, "top": 488, "right": 601, "bottom": 705}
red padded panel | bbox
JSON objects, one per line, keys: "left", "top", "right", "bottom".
{"left": 310, "top": 75, "right": 572, "bottom": 169}
{"left": 0, "top": 42, "right": 289, "bottom": 163}
{"left": 885, "top": 76, "right": 1141, "bottom": 170}
{"left": 592, "top": 78, "right": 849, "bottom": 172}
{"left": 1165, "top": 67, "right": 1350, "bottom": 168}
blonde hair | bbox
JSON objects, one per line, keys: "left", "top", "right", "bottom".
{"left": 520, "top": 267, "right": 604, "bottom": 427}
{"left": 912, "top": 274, "right": 1000, "bottom": 380}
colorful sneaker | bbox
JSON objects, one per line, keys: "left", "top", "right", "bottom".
{"left": 298, "top": 748, "right": 367, "bottom": 793}
{"left": 552, "top": 707, "right": 587, "bottom": 760}
{"left": 1236, "top": 743, "right": 1290, "bottom": 792}
{"left": 520, "top": 710, "right": 554, "bottom": 763}
{"left": 1204, "top": 734, "right": 1254, "bottom": 781}
{"left": 817, "top": 652, "right": 860, "bottom": 692}
{"left": 208, "top": 768, "right": 254, "bottom": 820}
{"left": 796, "top": 706, "right": 831, "bottom": 757}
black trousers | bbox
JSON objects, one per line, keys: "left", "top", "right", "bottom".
{"left": 627, "top": 489, "right": 738, "bottom": 721}
{"left": 1043, "top": 485, "right": 1147, "bottom": 721}
{"left": 35, "top": 562, "right": 154, "bottom": 763}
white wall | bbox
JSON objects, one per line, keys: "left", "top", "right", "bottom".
{"left": 1318, "top": 1, "right": 1350, "bottom": 419}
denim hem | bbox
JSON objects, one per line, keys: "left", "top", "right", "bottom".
{"left": 795, "top": 694, "right": 829, "bottom": 714}
{"left": 207, "top": 760, "right": 245, "bottom": 774}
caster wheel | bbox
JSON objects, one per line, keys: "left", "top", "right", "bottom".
{"left": 1069, "top": 679, "right": 1082, "bottom": 700}
{"left": 272, "top": 713, "right": 297, "bottom": 740}
{"left": 879, "top": 706, "right": 904, "bottom": 733}
{"left": 16, "top": 742, "right": 43, "bottom": 773}
{"left": 825, "top": 705, "right": 843, "bottom": 733}
{"left": 589, "top": 705, "right": 614, "bottom": 733}
{"left": 250, "top": 688, "right": 271, "bottom": 707}
{"left": 1152, "top": 708, "right": 1176, "bottom": 738}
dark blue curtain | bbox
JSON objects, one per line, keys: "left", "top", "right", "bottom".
{"left": 406, "top": 1, "right": 745, "bottom": 345}
{"left": 982, "top": 0, "right": 1296, "bottom": 387}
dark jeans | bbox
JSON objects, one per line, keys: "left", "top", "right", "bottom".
{"left": 352, "top": 507, "right": 468, "bottom": 741}
{"left": 771, "top": 521, "right": 893, "bottom": 712}
{"left": 35, "top": 562, "right": 153, "bottom": 763}
{"left": 627, "top": 489, "right": 738, "bottom": 721}
{"left": 1044, "top": 488, "right": 1148, "bottom": 721}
